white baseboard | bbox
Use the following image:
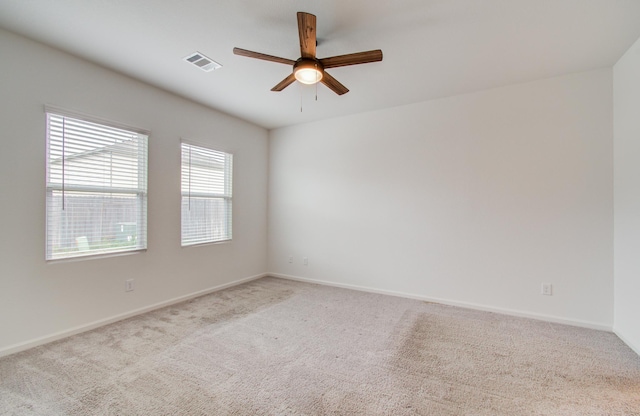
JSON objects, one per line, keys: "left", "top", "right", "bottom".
{"left": 269, "top": 273, "right": 613, "bottom": 332}
{"left": 0, "top": 273, "right": 267, "bottom": 358}
{"left": 613, "top": 328, "right": 640, "bottom": 356}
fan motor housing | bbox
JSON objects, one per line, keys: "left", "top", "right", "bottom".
{"left": 294, "top": 57, "right": 324, "bottom": 71}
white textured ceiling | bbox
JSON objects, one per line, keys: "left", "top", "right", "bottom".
{"left": 1, "top": 0, "right": 640, "bottom": 129}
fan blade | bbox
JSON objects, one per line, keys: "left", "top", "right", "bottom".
{"left": 321, "top": 72, "right": 349, "bottom": 95}
{"left": 297, "top": 12, "right": 317, "bottom": 58}
{"left": 233, "top": 47, "right": 296, "bottom": 65}
{"left": 320, "top": 50, "right": 383, "bottom": 69}
{"left": 271, "top": 73, "right": 296, "bottom": 92}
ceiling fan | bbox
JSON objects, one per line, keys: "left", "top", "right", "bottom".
{"left": 233, "top": 12, "right": 383, "bottom": 95}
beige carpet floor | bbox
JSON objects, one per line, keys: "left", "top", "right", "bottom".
{"left": 1, "top": 277, "right": 639, "bottom": 415}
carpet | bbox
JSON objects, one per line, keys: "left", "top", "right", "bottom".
{"left": 1, "top": 277, "right": 639, "bottom": 415}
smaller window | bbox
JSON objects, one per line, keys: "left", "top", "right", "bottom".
{"left": 181, "top": 142, "right": 233, "bottom": 246}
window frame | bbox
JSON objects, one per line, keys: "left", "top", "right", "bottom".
{"left": 44, "top": 106, "right": 149, "bottom": 261}
{"left": 180, "top": 140, "right": 233, "bottom": 247}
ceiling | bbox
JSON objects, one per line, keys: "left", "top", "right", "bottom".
{"left": 1, "top": 0, "right": 640, "bottom": 130}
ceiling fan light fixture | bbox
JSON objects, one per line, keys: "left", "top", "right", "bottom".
{"left": 293, "top": 59, "right": 323, "bottom": 85}
{"left": 233, "top": 12, "right": 382, "bottom": 95}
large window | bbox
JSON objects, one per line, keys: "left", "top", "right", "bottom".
{"left": 45, "top": 109, "right": 148, "bottom": 260}
{"left": 181, "top": 142, "right": 233, "bottom": 246}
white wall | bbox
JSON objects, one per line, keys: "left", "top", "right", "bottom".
{"left": 269, "top": 69, "right": 614, "bottom": 329}
{"left": 0, "top": 29, "right": 269, "bottom": 354}
{"left": 613, "top": 36, "right": 640, "bottom": 354}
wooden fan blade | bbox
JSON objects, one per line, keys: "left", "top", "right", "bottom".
{"left": 321, "top": 72, "right": 349, "bottom": 95}
{"left": 320, "top": 50, "right": 383, "bottom": 69}
{"left": 233, "top": 47, "right": 296, "bottom": 65}
{"left": 297, "top": 12, "right": 317, "bottom": 58}
{"left": 271, "top": 73, "right": 296, "bottom": 91}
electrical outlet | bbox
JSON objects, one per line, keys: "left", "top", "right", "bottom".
{"left": 288, "top": 255, "right": 293, "bottom": 264}
{"left": 541, "top": 283, "right": 552, "bottom": 296}
{"left": 125, "top": 279, "right": 134, "bottom": 292}
{"left": 303, "top": 257, "right": 308, "bottom": 266}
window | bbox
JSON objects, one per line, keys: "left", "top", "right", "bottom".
{"left": 181, "top": 142, "right": 233, "bottom": 246}
{"left": 45, "top": 109, "right": 148, "bottom": 260}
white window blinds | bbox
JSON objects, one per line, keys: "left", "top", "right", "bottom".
{"left": 45, "top": 111, "right": 148, "bottom": 260}
{"left": 181, "top": 142, "right": 233, "bottom": 246}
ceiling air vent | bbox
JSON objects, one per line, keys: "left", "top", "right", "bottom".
{"left": 184, "top": 52, "right": 222, "bottom": 72}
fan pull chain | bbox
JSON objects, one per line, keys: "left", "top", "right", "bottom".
{"left": 315, "top": 63, "right": 318, "bottom": 101}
